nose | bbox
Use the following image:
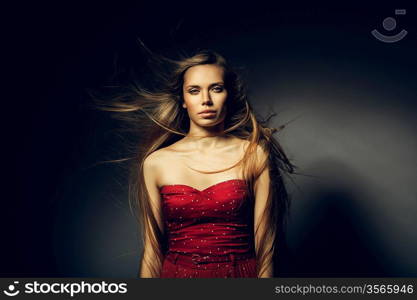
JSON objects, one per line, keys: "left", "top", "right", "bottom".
{"left": 201, "top": 90, "right": 213, "bottom": 106}
{"left": 202, "top": 98, "right": 213, "bottom": 106}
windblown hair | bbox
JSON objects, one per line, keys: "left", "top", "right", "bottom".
{"left": 91, "top": 42, "right": 296, "bottom": 277}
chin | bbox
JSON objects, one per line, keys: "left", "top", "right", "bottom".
{"left": 199, "top": 119, "right": 225, "bottom": 128}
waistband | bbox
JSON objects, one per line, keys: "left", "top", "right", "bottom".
{"left": 165, "top": 251, "right": 255, "bottom": 267}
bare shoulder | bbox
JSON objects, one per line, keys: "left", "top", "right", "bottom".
{"left": 255, "top": 143, "right": 268, "bottom": 158}
{"left": 229, "top": 136, "right": 249, "bottom": 151}
{"left": 241, "top": 140, "right": 269, "bottom": 167}
{"left": 240, "top": 139, "right": 268, "bottom": 157}
{"left": 143, "top": 148, "right": 173, "bottom": 169}
{"left": 143, "top": 148, "right": 176, "bottom": 189}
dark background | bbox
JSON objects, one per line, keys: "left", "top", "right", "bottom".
{"left": 3, "top": 1, "right": 417, "bottom": 277}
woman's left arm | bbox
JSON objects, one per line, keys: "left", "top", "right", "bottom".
{"left": 254, "top": 146, "right": 274, "bottom": 278}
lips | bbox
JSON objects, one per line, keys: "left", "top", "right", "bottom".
{"left": 198, "top": 110, "right": 217, "bottom": 114}
{"left": 198, "top": 110, "right": 217, "bottom": 119}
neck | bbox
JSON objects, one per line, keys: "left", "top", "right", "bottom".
{"left": 187, "top": 121, "right": 225, "bottom": 137}
{"left": 184, "top": 123, "right": 229, "bottom": 150}
{"left": 183, "top": 134, "right": 230, "bottom": 151}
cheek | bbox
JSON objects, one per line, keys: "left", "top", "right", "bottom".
{"left": 182, "top": 96, "right": 193, "bottom": 110}
{"left": 183, "top": 100, "right": 198, "bottom": 116}
{"left": 220, "top": 95, "right": 228, "bottom": 111}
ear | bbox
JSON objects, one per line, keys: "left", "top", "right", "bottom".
{"left": 182, "top": 102, "right": 187, "bottom": 109}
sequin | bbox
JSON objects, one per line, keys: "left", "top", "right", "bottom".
{"left": 159, "top": 179, "right": 257, "bottom": 278}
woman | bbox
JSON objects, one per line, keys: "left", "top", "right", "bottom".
{"left": 94, "top": 45, "right": 295, "bottom": 278}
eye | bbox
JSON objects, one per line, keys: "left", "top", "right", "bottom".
{"left": 188, "top": 89, "right": 199, "bottom": 94}
{"left": 212, "top": 86, "right": 224, "bottom": 92}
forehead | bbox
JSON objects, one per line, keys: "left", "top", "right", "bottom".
{"left": 183, "top": 64, "right": 224, "bottom": 86}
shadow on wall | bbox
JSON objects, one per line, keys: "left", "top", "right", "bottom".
{"left": 282, "top": 159, "right": 393, "bottom": 277}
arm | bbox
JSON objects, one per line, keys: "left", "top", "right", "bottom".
{"left": 254, "top": 146, "right": 274, "bottom": 278}
{"left": 139, "top": 154, "right": 165, "bottom": 278}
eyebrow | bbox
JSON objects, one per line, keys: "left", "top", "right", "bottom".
{"left": 185, "top": 82, "right": 224, "bottom": 89}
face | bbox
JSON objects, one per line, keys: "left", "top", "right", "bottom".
{"left": 182, "top": 64, "right": 228, "bottom": 128}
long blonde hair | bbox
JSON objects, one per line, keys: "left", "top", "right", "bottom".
{"left": 90, "top": 42, "right": 296, "bottom": 277}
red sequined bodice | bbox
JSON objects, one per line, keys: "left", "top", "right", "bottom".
{"left": 160, "top": 179, "right": 255, "bottom": 256}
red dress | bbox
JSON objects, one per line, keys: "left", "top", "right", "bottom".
{"left": 159, "top": 179, "right": 258, "bottom": 278}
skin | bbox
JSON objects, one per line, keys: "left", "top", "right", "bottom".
{"left": 140, "top": 64, "right": 272, "bottom": 278}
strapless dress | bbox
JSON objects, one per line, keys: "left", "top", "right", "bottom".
{"left": 159, "top": 179, "right": 257, "bottom": 278}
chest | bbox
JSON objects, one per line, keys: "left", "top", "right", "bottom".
{"left": 160, "top": 179, "right": 252, "bottom": 222}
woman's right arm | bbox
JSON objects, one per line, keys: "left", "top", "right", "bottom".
{"left": 139, "top": 154, "right": 164, "bottom": 278}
